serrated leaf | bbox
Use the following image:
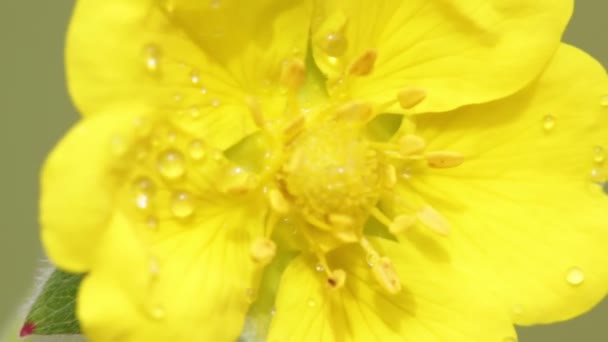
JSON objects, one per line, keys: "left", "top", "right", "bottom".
{"left": 23, "top": 269, "right": 84, "bottom": 336}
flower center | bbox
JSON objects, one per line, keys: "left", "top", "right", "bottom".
{"left": 281, "top": 122, "right": 383, "bottom": 247}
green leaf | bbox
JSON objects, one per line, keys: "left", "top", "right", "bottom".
{"left": 23, "top": 269, "right": 84, "bottom": 336}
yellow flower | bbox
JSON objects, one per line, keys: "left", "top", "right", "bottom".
{"left": 40, "top": 0, "right": 608, "bottom": 341}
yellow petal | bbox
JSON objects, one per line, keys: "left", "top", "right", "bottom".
{"left": 40, "top": 113, "right": 139, "bottom": 272}
{"left": 268, "top": 239, "right": 516, "bottom": 341}
{"left": 66, "top": 0, "right": 312, "bottom": 149}
{"left": 78, "top": 196, "right": 267, "bottom": 342}
{"left": 403, "top": 44, "right": 608, "bottom": 324}
{"left": 312, "top": 0, "right": 572, "bottom": 113}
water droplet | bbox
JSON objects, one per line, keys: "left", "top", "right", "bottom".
{"left": 593, "top": 146, "right": 605, "bottom": 164}
{"left": 135, "top": 193, "right": 150, "bottom": 210}
{"left": 173, "top": 93, "right": 183, "bottom": 103}
{"left": 150, "top": 305, "right": 166, "bottom": 320}
{"left": 157, "top": 150, "right": 185, "bottom": 180}
{"left": 512, "top": 305, "right": 523, "bottom": 315}
{"left": 600, "top": 95, "right": 608, "bottom": 107}
{"left": 320, "top": 33, "right": 347, "bottom": 57}
{"left": 189, "top": 70, "right": 200, "bottom": 85}
{"left": 171, "top": 191, "right": 195, "bottom": 218}
{"left": 189, "top": 105, "right": 201, "bottom": 119}
{"left": 189, "top": 140, "right": 206, "bottom": 160}
{"left": 366, "top": 253, "right": 378, "bottom": 267}
{"left": 307, "top": 298, "right": 316, "bottom": 307}
{"left": 110, "top": 135, "right": 128, "bottom": 156}
{"left": 245, "top": 288, "right": 256, "bottom": 303}
{"left": 200, "top": 87, "right": 208, "bottom": 95}
{"left": 315, "top": 264, "right": 325, "bottom": 272}
{"left": 542, "top": 115, "right": 555, "bottom": 131}
{"left": 589, "top": 168, "right": 606, "bottom": 183}
{"left": 142, "top": 44, "right": 162, "bottom": 73}
{"left": 566, "top": 267, "right": 585, "bottom": 286}
{"left": 211, "top": 98, "right": 221, "bottom": 107}
{"left": 146, "top": 216, "right": 159, "bottom": 230}
{"left": 149, "top": 258, "right": 160, "bottom": 277}
{"left": 133, "top": 177, "right": 156, "bottom": 194}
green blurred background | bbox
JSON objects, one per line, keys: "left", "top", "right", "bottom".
{"left": 0, "top": 1, "right": 606, "bottom": 340}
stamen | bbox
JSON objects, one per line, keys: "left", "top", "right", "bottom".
{"left": 348, "top": 49, "right": 377, "bottom": 76}
{"left": 397, "top": 88, "right": 427, "bottom": 109}
{"left": 371, "top": 257, "right": 402, "bottom": 294}
{"left": 417, "top": 206, "right": 450, "bottom": 235}
{"left": 280, "top": 58, "right": 306, "bottom": 91}
{"left": 268, "top": 188, "right": 290, "bottom": 215}
{"left": 389, "top": 214, "right": 417, "bottom": 234}
{"left": 246, "top": 97, "right": 265, "bottom": 128}
{"left": 425, "top": 151, "right": 465, "bottom": 168}
{"left": 327, "top": 269, "right": 347, "bottom": 289}
{"left": 335, "top": 101, "right": 373, "bottom": 121}
{"left": 283, "top": 115, "right": 306, "bottom": 143}
{"left": 250, "top": 237, "right": 277, "bottom": 266}
{"left": 383, "top": 164, "right": 397, "bottom": 188}
{"left": 328, "top": 213, "right": 355, "bottom": 229}
{"left": 399, "top": 134, "right": 427, "bottom": 156}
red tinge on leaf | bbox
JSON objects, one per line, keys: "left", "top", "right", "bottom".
{"left": 19, "top": 322, "right": 35, "bottom": 337}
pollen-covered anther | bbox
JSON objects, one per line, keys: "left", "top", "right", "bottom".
{"left": 383, "top": 164, "right": 397, "bottom": 188}
{"left": 268, "top": 188, "right": 290, "bottom": 215}
{"left": 372, "top": 257, "right": 402, "bottom": 294}
{"left": 335, "top": 101, "right": 373, "bottom": 121}
{"left": 250, "top": 237, "right": 277, "bottom": 266}
{"left": 388, "top": 214, "right": 417, "bottom": 234}
{"left": 348, "top": 49, "right": 378, "bottom": 76}
{"left": 399, "top": 134, "right": 427, "bottom": 156}
{"left": 280, "top": 58, "right": 306, "bottom": 91}
{"left": 327, "top": 269, "right": 347, "bottom": 289}
{"left": 397, "top": 88, "right": 427, "bottom": 109}
{"left": 425, "top": 151, "right": 465, "bottom": 168}
{"left": 417, "top": 206, "right": 450, "bottom": 236}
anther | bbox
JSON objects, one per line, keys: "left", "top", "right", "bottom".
{"left": 328, "top": 213, "right": 355, "bottom": 229}
{"left": 383, "top": 164, "right": 397, "bottom": 188}
{"left": 250, "top": 237, "right": 277, "bottom": 266}
{"left": 268, "top": 189, "right": 290, "bottom": 215}
{"left": 348, "top": 49, "right": 378, "bottom": 76}
{"left": 280, "top": 58, "right": 306, "bottom": 91}
{"left": 388, "top": 214, "right": 417, "bottom": 234}
{"left": 425, "top": 151, "right": 464, "bottom": 168}
{"left": 399, "top": 134, "right": 427, "bottom": 156}
{"left": 327, "top": 269, "right": 347, "bottom": 289}
{"left": 398, "top": 88, "right": 427, "bottom": 109}
{"left": 335, "top": 101, "right": 373, "bottom": 121}
{"left": 246, "top": 97, "right": 265, "bottom": 128}
{"left": 417, "top": 206, "right": 450, "bottom": 236}
{"left": 371, "top": 257, "right": 402, "bottom": 294}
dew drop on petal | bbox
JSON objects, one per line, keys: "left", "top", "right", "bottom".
{"left": 542, "top": 115, "right": 555, "bottom": 132}
{"left": 200, "top": 87, "right": 208, "bottom": 95}
{"left": 593, "top": 146, "right": 605, "bottom": 164}
{"left": 171, "top": 191, "right": 195, "bottom": 218}
{"left": 189, "top": 140, "right": 206, "bottom": 160}
{"left": 211, "top": 98, "right": 221, "bottom": 107}
{"left": 150, "top": 305, "right": 166, "bottom": 320}
{"left": 315, "top": 264, "right": 325, "bottom": 272}
{"left": 589, "top": 168, "right": 606, "bottom": 183}
{"left": 157, "top": 150, "right": 185, "bottom": 180}
{"left": 189, "top": 105, "right": 201, "bottom": 119}
{"left": 566, "top": 267, "right": 585, "bottom": 286}
{"left": 189, "top": 69, "right": 201, "bottom": 85}
{"left": 142, "top": 44, "right": 162, "bottom": 74}
{"left": 307, "top": 298, "right": 316, "bottom": 307}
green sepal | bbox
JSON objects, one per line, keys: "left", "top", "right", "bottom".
{"left": 22, "top": 269, "right": 84, "bottom": 335}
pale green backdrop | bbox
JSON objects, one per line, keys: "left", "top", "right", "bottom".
{"left": 0, "top": 1, "right": 606, "bottom": 341}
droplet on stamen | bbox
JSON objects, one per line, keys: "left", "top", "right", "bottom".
{"left": 170, "top": 191, "right": 195, "bottom": 218}
{"left": 542, "top": 115, "right": 556, "bottom": 131}
{"left": 157, "top": 150, "right": 185, "bottom": 180}
{"left": 566, "top": 267, "right": 585, "bottom": 286}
